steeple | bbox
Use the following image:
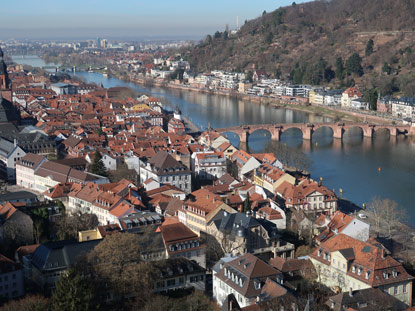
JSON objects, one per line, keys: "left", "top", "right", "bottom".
{"left": 0, "top": 47, "right": 4, "bottom": 60}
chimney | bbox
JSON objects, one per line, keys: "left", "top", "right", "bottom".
{"left": 349, "top": 288, "right": 353, "bottom": 297}
{"left": 14, "top": 139, "right": 17, "bottom": 147}
{"left": 381, "top": 249, "right": 386, "bottom": 259}
{"left": 229, "top": 299, "right": 233, "bottom": 310}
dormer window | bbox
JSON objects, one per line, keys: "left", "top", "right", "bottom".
{"left": 352, "top": 266, "right": 356, "bottom": 273}
{"left": 365, "top": 271, "right": 371, "bottom": 279}
{"left": 357, "top": 268, "right": 363, "bottom": 276}
{"left": 323, "top": 253, "right": 327, "bottom": 260}
{"left": 318, "top": 249, "right": 322, "bottom": 257}
{"left": 383, "top": 272, "right": 389, "bottom": 279}
{"left": 392, "top": 270, "right": 398, "bottom": 278}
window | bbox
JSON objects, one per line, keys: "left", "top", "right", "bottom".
{"left": 167, "top": 279, "right": 176, "bottom": 287}
{"left": 403, "top": 284, "right": 408, "bottom": 293}
{"left": 394, "top": 286, "right": 398, "bottom": 295}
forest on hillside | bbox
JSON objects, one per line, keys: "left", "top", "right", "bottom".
{"left": 182, "top": 0, "right": 415, "bottom": 96}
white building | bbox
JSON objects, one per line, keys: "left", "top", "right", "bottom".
{"left": 139, "top": 151, "right": 191, "bottom": 193}
{"left": 191, "top": 151, "right": 227, "bottom": 181}
{"left": 0, "top": 138, "right": 26, "bottom": 181}
{"left": 16, "top": 153, "right": 47, "bottom": 190}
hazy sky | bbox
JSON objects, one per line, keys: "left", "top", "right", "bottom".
{"left": 1, "top": 0, "right": 308, "bottom": 40}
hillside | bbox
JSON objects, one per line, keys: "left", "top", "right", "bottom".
{"left": 184, "top": 0, "right": 415, "bottom": 96}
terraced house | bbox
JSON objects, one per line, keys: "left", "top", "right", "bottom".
{"left": 277, "top": 179, "right": 337, "bottom": 216}
{"left": 310, "top": 234, "right": 414, "bottom": 307}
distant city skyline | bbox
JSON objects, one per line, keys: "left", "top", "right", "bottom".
{"left": 1, "top": 0, "right": 308, "bottom": 40}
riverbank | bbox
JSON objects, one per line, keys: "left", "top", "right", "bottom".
{"left": 109, "top": 72, "right": 398, "bottom": 126}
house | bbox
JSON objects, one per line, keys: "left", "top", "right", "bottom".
{"left": 50, "top": 83, "right": 78, "bottom": 95}
{"left": 0, "top": 191, "right": 38, "bottom": 206}
{"left": 207, "top": 210, "right": 294, "bottom": 259}
{"left": 178, "top": 188, "right": 234, "bottom": 235}
{"left": 34, "top": 161, "right": 109, "bottom": 193}
{"left": 256, "top": 204, "right": 286, "bottom": 230}
{"left": 168, "top": 118, "right": 185, "bottom": 134}
{"left": 326, "top": 287, "right": 407, "bottom": 311}
{"left": 276, "top": 179, "right": 337, "bottom": 216}
{"left": 0, "top": 138, "right": 26, "bottom": 181}
{"left": 231, "top": 150, "right": 261, "bottom": 180}
{"left": 213, "top": 253, "right": 286, "bottom": 308}
{"left": 391, "top": 97, "right": 415, "bottom": 119}
{"left": 152, "top": 257, "right": 206, "bottom": 293}
{"left": 139, "top": 151, "right": 192, "bottom": 193}
{"left": 68, "top": 182, "right": 140, "bottom": 225}
{"left": 252, "top": 153, "right": 283, "bottom": 170}
{"left": 341, "top": 87, "right": 362, "bottom": 108}
{"left": 0, "top": 253, "right": 25, "bottom": 300}
{"left": 191, "top": 150, "right": 227, "bottom": 181}
{"left": 269, "top": 256, "right": 315, "bottom": 292}
{"left": 29, "top": 239, "right": 101, "bottom": 292}
{"left": 316, "top": 211, "right": 370, "bottom": 244}
{"left": 0, "top": 202, "right": 33, "bottom": 251}
{"left": 160, "top": 220, "right": 206, "bottom": 268}
{"left": 310, "top": 234, "right": 414, "bottom": 306}
{"left": 215, "top": 142, "right": 238, "bottom": 159}
{"left": 16, "top": 153, "right": 47, "bottom": 190}
{"left": 253, "top": 164, "right": 295, "bottom": 194}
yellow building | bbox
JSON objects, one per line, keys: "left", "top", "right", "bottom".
{"left": 131, "top": 103, "right": 150, "bottom": 111}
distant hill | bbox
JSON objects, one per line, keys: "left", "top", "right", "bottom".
{"left": 184, "top": 0, "right": 415, "bottom": 96}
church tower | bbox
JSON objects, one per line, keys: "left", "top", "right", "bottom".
{"left": 0, "top": 47, "right": 12, "bottom": 101}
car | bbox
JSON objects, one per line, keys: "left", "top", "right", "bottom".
{"left": 358, "top": 213, "right": 367, "bottom": 219}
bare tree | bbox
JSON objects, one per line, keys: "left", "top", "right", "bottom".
{"left": 368, "top": 197, "right": 406, "bottom": 238}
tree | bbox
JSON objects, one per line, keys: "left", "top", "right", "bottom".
{"left": 226, "top": 158, "right": 239, "bottom": 179}
{"left": 2, "top": 295, "right": 50, "bottom": 311}
{"left": 86, "top": 233, "right": 155, "bottom": 302}
{"left": 204, "top": 34, "right": 212, "bottom": 45}
{"left": 51, "top": 269, "right": 96, "bottom": 311}
{"left": 54, "top": 212, "right": 98, "bottom": 240}
{"left": 90, "top": 151, "right": 108, "bottom": 177}
{"left": 365, "top": 39, "right": 374, "bottom": 57}
{"left": 382, "top": 62, "right": 392, "bottom": 75}
{"left": 214, "top": 31, "right": 221, "bottom": 39}
{"left": 223, "top": 31, "right": 229, "bottom": 40}
{"left": 368, "top": 197, "right": 406, "bottom": 238}
{"left": 335, "top": 57, "right": 345, "bottom": 81}
{"left": 243, "top": 193, "right": 251, "bottom": 213}
{"left": 346, "top": 53, "right": 363, "bottom": 76}
{"left": 32, "top": 207, "right": 50, "bottom": 243}
{"left": 265, "top": 32, "right": 273, "bottom": 44}
{"left": 364, "top": 88, "right": 378, "bottom": 111}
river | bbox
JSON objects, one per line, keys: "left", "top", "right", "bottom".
{"left": 12, "top": 56, "right": 415, "bottom": 225}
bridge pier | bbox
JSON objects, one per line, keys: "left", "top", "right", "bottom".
{"left": 363, "top": 126, "right": 374, "bottom": 138}
{"left": 271, "top": 127, "right": 282, "bottom": 141}
{"left": 303, "top": 128, "right": 313, "bottom": 140}
{"left": 389, "top": 127, "right": 398, "bottom": 136}
{"left": 333, "top": 127, "right": 344, "bottom": 139}
{"left": 240, "top": 131, "right": 250, "bottom": 143}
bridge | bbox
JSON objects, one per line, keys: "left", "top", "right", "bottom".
{"left": 42, "top": 66, "right": 76, "bottom": 72}
{"left": 215, "top": 122, "right": 413, "bottom": 143}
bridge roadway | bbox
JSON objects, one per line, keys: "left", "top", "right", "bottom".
{"left": 215, "top": 122, "right": 413, "bottom": 143}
